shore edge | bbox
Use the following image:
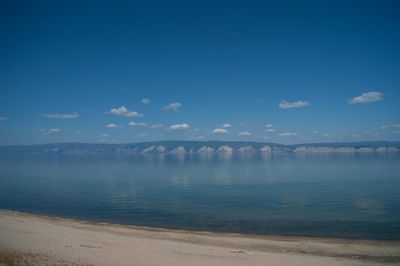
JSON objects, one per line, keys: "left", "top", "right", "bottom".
{"left": 1, "top": 209, "right": 400, "bottom": 266}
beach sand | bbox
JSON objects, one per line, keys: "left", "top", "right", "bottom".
{"left": 1, "top": 210, "right": 399, "bottom": 266}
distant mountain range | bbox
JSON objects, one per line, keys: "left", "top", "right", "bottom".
{"left": 0, "top": 140, "right": 399, "bottom": 155}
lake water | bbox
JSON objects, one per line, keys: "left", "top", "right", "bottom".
{"left": 1, "top": 153, "right": 400, "bottom": 239}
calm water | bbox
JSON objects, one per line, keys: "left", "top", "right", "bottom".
{"left": 1, "top": 153, "right": 400, "bottom": 239}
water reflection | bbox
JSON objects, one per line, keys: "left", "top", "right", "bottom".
{"left": 170, "top": 175, "right": 191, "bottom": 187}
{"left": 213, "top": 167, "right": 232, "bottom": 185}
{"left": 353, "top": 198, "right": 386, "bottom": 215}
{"left": 216, "top": 153, "right": 233, "bottom": 161}
{"left": 0, "top": 153, "right": 399, "bottom": 239}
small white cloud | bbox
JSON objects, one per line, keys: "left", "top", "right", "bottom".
{"left": 279, "top": 100, "right": 309, "bottom": 109}
{"left": 150, "top": 123, "right": 163, "bottom": 129}
{"left": 266, "top": 128, "right": 276, "bottom": 133}
{"left": 265, "top": 124, "right": 273, "bottom": 128}
{"left": 382, "top": 123, "right": 400, "bottom": 130}
{"left": 213, "top": 128, "right": 230, "bottom": 134}
{"left": 136, "top": 133, "right": 149, "bottom": 137}
{"left": 170, "top": 123, "right": 190, "bottom": 130}
{"left": 46, "top": 128, "right": 61, "bottom": 135}
{"left": 279, "top": 132, "right": 298, "bottom": 137}
{"left": 43, "top": 112, "right": 80, "bottom": 119}
{"left": 141, "top": 98, "right": 151, "bottom": 104}
{"left": 100, "top": 133, "right": 110, "bottom": 137}
{"left": 106, "top": 123, "right": 118, "bottom": 128}
{"left": 348, "top": 91, "right": 383, "bottom": 104}
{"left": 238, "top": 131, "right": 251, "bottom": 137}
{"left": 110, "top": 106, "right": 128, "bottom": 115}
{"left": 222, "top": 123, "right": 232, "bottom": 128}
{"left": 128, "top": 121, "right": 148, "bottom": 127}
{"left": 313, "top": 130, "right": 319, "bottom": 134}
{"left": 0, "top": 116, "right": 8, "bottom": 121}
{"left": 163, "top": 102, "right": 182, "bottom": 111}
{"left": 109, "top": 106, "right": 143, "bottom": 118}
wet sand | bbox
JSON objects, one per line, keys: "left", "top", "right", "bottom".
{"left": 1, "top": 210, "right": 399, "bottom": 266}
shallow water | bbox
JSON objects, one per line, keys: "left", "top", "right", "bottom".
{"left": 1, "top": 153, "right": 400, "bottom": 239}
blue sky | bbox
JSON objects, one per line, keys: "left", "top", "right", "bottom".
{"left": 0, "top": 0, "right": 399, "bottom": 145}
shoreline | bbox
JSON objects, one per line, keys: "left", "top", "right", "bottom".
{"left": 1, "top": 209, "right": 398, "bottom": 242}
{"left": 2, "top": 209, "right": 398, "bottom": 241}
{"left": 1, "top": 209, "right": 400, "bottom": 266}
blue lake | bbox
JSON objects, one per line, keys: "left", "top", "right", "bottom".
{"left": 1, "top": 153, "right": 400, "bottom": 239}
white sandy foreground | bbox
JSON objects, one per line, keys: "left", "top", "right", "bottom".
{"left": 1, "top": 210, "right": 400, "bottom": 266}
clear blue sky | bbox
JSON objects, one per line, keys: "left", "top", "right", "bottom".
{"left": 0, "top": 0, "right": 399, "bottom": 144}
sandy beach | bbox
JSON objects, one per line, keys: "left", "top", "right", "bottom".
{"left": 0, "top": 210, "right": 399, "bottom": 266}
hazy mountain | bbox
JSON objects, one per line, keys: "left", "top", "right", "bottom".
{"left": 0, "top": 140, "right": 399, "bottom": 155}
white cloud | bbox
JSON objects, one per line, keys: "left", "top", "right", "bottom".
{"left": 279, "top": 100, "right": 309, "bottom": 109}
{"left": 222, "top": 123, "right": 232, "bottom": 128}
{"left": 124, "top": 112, "right": 143, "bottom": 118}
{"left": 170, "top": 123, "right": 190, "bottom": 130}
{"left": 382, "top": 123, "right": 400, "bottom": 130}
{"left": 110, "top": 106, "right": 128, "bottom": 115}
{"left": 0, "top": 116, "right": 8, "bottom": 121}
{"left": 46, "top": 128, "right": 61, "bottom": 135}
{"left": 141, "top": 99, "right": 151, "bottom": 104}
{"left": 128, "top": 121, "right": 148, "bottom": 127}
{"left": 100, "top": 133, "right": 110, "bottom": 137}
{"left": 279, "top": 132, "right": 298, "bottom": 137}
{"left": 150, "top": 123, "right": 163, "bottom": 129}
{"left": 265, "top": 124, "right": 275, "bottom": 133}
{"left": 238, "top": 131, "right": 251, "bottom": 137}
{"left": 106, "top": 123, "right": 117, "bottom": 128}
{"left": 313, "top": 130, "right": 319, "bottom": 134}
{"left": 163, "top": 102, "right": 182, "bottom": 111}
{"left": 109, "top": 106, "right": 143, "bottom": 117}
{"left": 348, "top": 91, "right": 383, "bottom": 104}
{"left": 136, "top": 133, "right": 149, "bottom": 137}
{"left": 213, "top": 128, "right": 230, "bottom": 134}
{"left": 43, "top": 112, "right": 80, "bottom": 119}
